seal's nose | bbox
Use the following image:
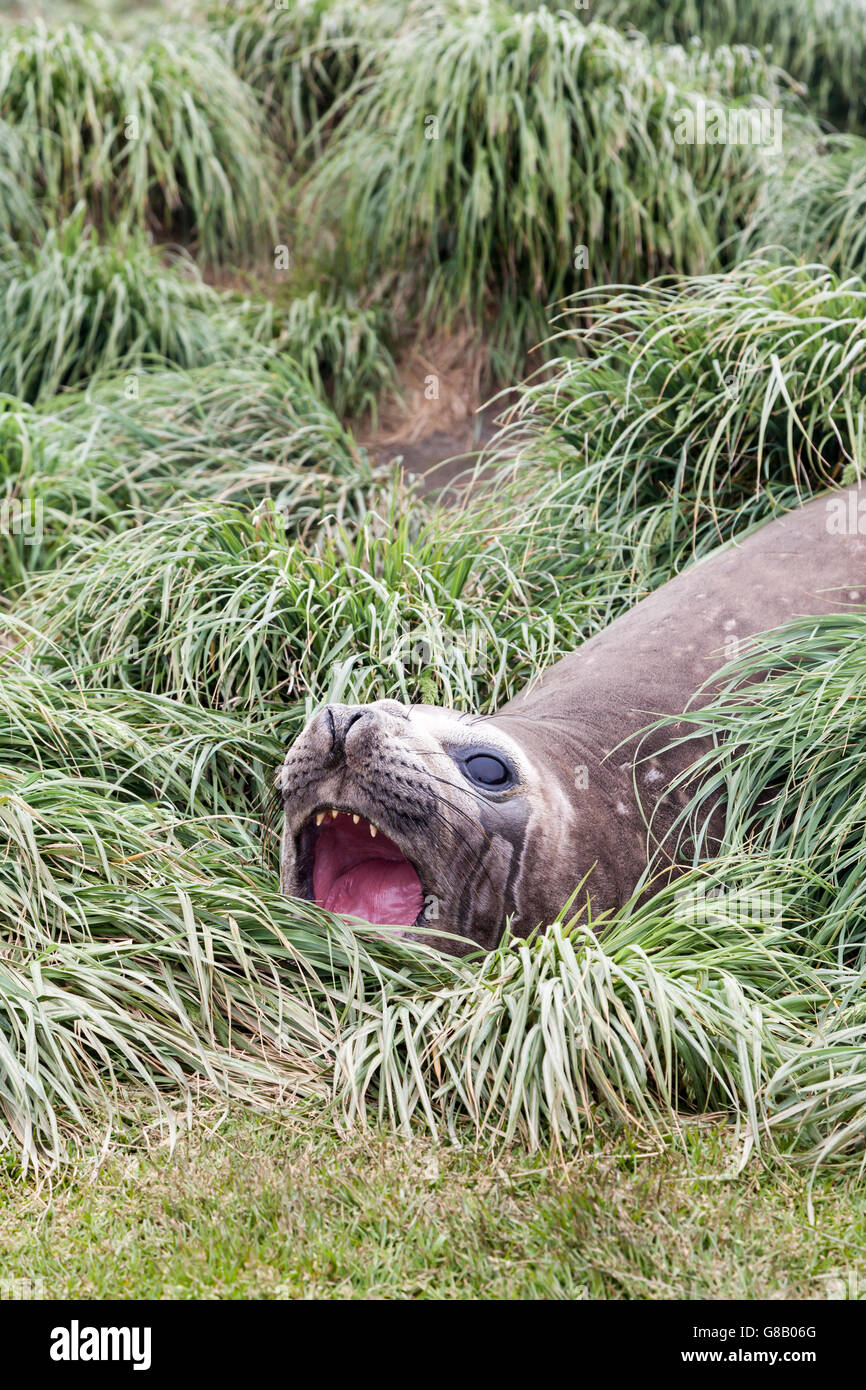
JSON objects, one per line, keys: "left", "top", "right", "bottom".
{"left": 324, "top": 704, "right": 368, "bottom": 760}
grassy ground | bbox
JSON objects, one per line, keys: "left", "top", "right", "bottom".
{"left": 3, "top": 1110, "right": 865, "bottom": 1300}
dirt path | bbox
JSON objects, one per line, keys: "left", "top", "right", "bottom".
{"left": 357, "top": 333, "right": 517, "bottom": 501}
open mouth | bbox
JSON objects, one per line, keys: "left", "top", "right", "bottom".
{"left": 297, "top": 808, "right": 425, "bottom": 928}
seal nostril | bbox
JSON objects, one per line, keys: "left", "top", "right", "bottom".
{"left": 345, "top": 709, "right": 366, "bottom": 736}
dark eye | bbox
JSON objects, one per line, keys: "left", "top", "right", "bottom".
{"left": 462, "top": 752, "right": 512, "bottom": 787}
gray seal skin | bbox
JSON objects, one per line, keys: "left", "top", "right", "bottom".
{"left": 278, "top": 485, "right": 866, "bottom": 954}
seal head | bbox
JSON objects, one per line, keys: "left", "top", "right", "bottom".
{"left": 277, "top": 699, "right": 576, "bottom": 953}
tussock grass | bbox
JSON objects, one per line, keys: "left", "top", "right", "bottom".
{"left": 481, "top": 258, "right": 866, "bottom": 615}
{"left": 0, "top": 21, "right": 274, "bottom": 263}
{"left": 0, "top": 216, "right": 242, "bottom": 403}
{"left": 0, "top": 784, "right": 320, "bottom": 1170}
{"left": 658, "top": 612, "right": 866, "bottom": 968}
{"left": 0, "top": 659, "right": 858, "bottom": 1174}
{"left": 210, "top": 0, "right": 394, "bottom": 155}
{"left": 0, "top": 649, "right": 281, "bottom": 811}
{"left": 638, "top": 614, "right": 866, "bottom": 1168}
{"left": 2, "top": 6, "right": 865, "bottom": 1179}
{"left": 0, "top": 648, "right": 437, "bottom": 1170}
{"left": 0, "top": 357, "right": 376, "bottom": 593}
{"left": 274, "top": 290, "right": 397, "bottom": 422}
{"left": 18, "top": 494, "right": 596, "bottom": 716}
{"left": 0, "top": 118, "right": 42, "bottom": 241}
{"left": 51, "top": 355, "right": 372, "bottom": 496}
{"left": 586, "top": 0, "right": 866, "bottom": 132}
{"left": 7, "top": 454, "right": 866, "bottom": 1171}
{"left": 304, "top": 3, "right": 802, "bottom": 378}
{"left": 746, "top": 136, "right": 866, "bottom": 279}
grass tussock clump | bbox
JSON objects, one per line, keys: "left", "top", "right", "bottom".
{"left": 18, "top": 493, "right": 596, "bottom": 717}
{"left": 4, "top": 540, "right": 866, "bottom": 1171}
{"left": 746, "top": 135, "right": 866, "bottom": 280}
{"left": 305, "top": 2, "right": 800, "bottom": 378}
{"left": 0, "top": 649, "right": 431, "bottom": 1170}
{"left": 0, "top": 216, "right": 244, "bottom": 403}
{"left": 49, "top": 355, "right": 374, "bottom": 504}
{"left": 587, "top": 0, "right": 866, "bottom": 133}
{"left": 644, "top": 615, "right": 866, "bottom": 1168}
{"left": 0, "top": 118, "right": 42, "bottom": 240}
{"left": 273, "top": 290, "right": 397, "bottom": 423}
{"left": 484, "top": 258, "right": 866, "bottom": 613}
{"left": 662, "top": 613, "right": 866, "bottom": 967}
{"left": 272, "top": 287, "right": 397, "bottom": 422}
{"left": 0, "top": 356, "right": 377, "bottom": 593}
{"left": 210, "top": 0, "right": 395, "bottom": 155}
{"left": 0, "top": 21, "right": 275, "bottom": 263}
{"left": 3, "top": 2, "right": 866, "bottom": 1185}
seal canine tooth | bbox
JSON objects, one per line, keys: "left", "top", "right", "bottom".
{"left": 280, "top": 484, "right": 866, "bottom": 953}
{"left": 315, "top": 812, "right": 325, "bottom": 826}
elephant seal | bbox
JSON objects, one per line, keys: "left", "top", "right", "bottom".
{"left": 278, "top": 485, "right": 866, "bottom": 953}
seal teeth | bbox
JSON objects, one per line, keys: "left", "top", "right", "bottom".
{"left": 313, "top": 809, "right": 376, "bottom": 832}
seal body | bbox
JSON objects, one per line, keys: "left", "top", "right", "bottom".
{"left": 279, "top": 486, "right": 866, "bottom": 951}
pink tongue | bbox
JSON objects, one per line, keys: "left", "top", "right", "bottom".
{"left": 321, "top": 859, "right": 423, "bottom": 927}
